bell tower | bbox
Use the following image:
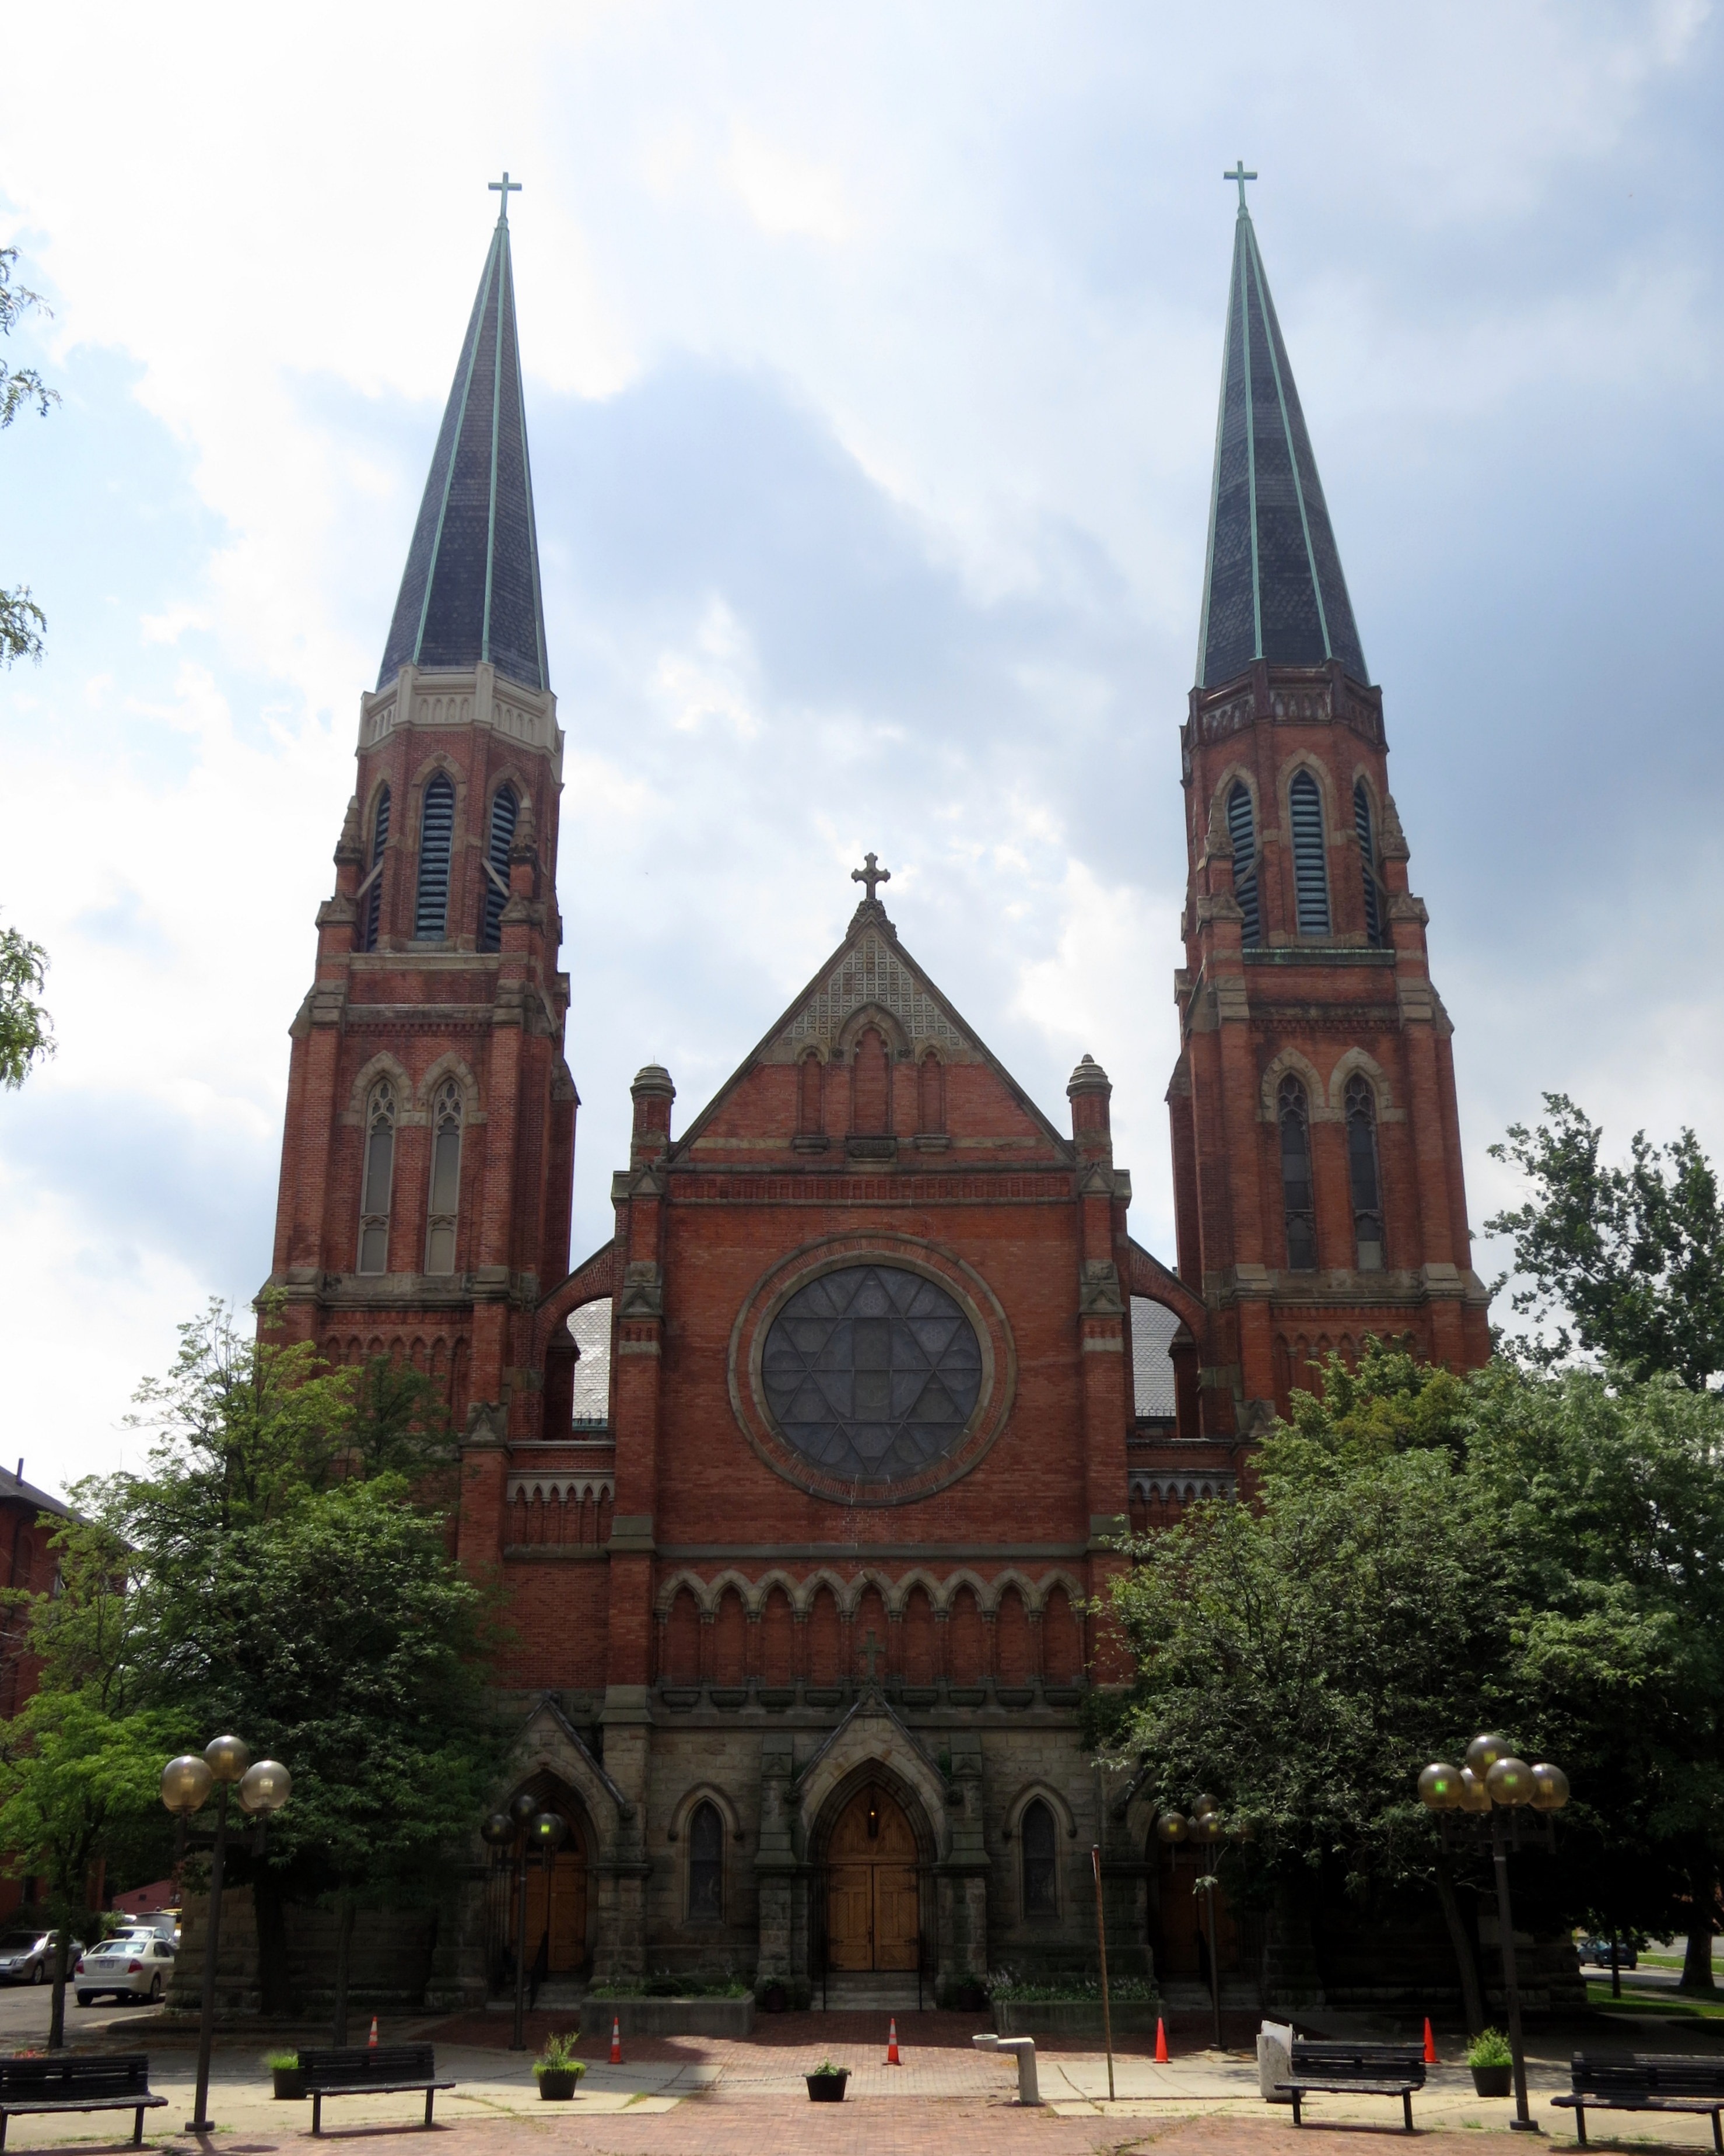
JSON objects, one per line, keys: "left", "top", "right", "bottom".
{"left": 267, "top": 178, "right": 577, "bottom": 1439}
{"left": 1168, "top": 176, "right": 1489, "bottom": 1433}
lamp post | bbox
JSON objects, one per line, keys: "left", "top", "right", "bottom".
{"left": 1155, "top": 1794, "right": 1232, "bottom": 2050}
{"left": 481, "top": 1797, "right": 568, "bottom": 2052}
{"left": 1418, "top": 1734, "right": 1569, "bottom": 2134}
{"left": 162, "top": 1738, "right": 291, "bottom": 2136}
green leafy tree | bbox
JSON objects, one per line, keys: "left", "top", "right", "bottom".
{"left": 1487, "top": 1094, "right": 1724, "bottom": 1386}
{"left": 0, "top": 1692, "right": 183, "bottom": 2048}
{"left": 1, "top": 246, "right": 58, "bottom": 667}
{"left": 0, "top": 916, "right": 54, "bottom": 1089}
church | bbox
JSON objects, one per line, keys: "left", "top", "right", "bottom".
{"left": 264, "top": 176, "right": 1489, "bottom": 2010}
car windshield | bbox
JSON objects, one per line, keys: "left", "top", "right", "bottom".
{"left": 0, "top": 1934, "right": 41, "bottom": 1951}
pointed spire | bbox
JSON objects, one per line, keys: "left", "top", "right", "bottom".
{"left": 377, "top": 180, "right": 549, "bottom": 693}
{"left": 1196, "top": 186, "right": 1367, "bottom": 690}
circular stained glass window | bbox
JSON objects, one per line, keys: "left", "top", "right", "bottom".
{"left": 761, "top": 1263, "right": 984, "bottom": 1485}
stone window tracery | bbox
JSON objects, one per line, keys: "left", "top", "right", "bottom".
{"left": 358, "top": 1079, "right": 396, "bottom": 1274}
{"left": 1278, "top": 1074, "right": 1316, "bottom": 1271}
{"left": 1345, "top": 1072, "right": 1385, "bottom": 1271}
{"left": 425, "top": 1079, "right": 462, "bottom": 1274}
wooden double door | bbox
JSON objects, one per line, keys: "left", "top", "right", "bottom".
{"left": 825, "top": 1786, "right": 920, "bottom": 1972}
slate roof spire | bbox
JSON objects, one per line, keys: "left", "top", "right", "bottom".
{"left": 377, "top": 178, "right": 549, "bottom": 693}
{"left": 1196, "top": 184, "right": 1368, "bottom": 689}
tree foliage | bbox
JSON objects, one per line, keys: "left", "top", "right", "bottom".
{"left": 0, "top": 916, "right": 54, "bottom": 1089}
{"left": 1, "top": 246, "right": 58, "bottom": 667}
{"left": 1487, "top": 1093, "right": 1724, "bottom": 1387}
{"left": 1109, "top": 1345, "right": 1724, "bottom": 1993}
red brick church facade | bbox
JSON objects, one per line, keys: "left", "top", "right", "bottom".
{"left": 265, "top": 185, "right": 1487, "bottom": 2007}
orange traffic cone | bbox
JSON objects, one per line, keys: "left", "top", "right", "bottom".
{"left": 609, "top": 2016, "right": 622, "bottom": 2065}
{"left": 886, "top": 2017, "right": 901, "bottom": 2066}
{"left": 1423, "top": 2017, "right": 1438, "bottom": 2066}
{"left": 367, "top": 2015, "right": 379, "bottom": 2049}
{"left": 1155, "top": 2016, "right": 1169, "bottom": 2063}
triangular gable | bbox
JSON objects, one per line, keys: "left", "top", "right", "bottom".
{"left": 673, "top": 898, "right": 1073, "bottom": 1155}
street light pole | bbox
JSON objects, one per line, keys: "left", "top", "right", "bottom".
{"left": 1418, "top": 1735, "right": 1569, "bottom": 2138}
{"left": 481, "top": 1797, "right": 567, "bottom": 2053}
{"left": 1155, "top": 1794, "right": 1236, "bottom": 2053}
{"left": 162, "top": 1740, "right": 292, "bottom": 2138}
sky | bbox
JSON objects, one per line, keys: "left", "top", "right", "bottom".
{"left": 2, "top": 1, "right": 1721, "bottom": 1496}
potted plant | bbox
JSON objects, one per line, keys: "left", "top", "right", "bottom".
{"left": 1467, "top": 2028, "right": 1513, "bottom": 2098}
{"left": 806, "top": 2060, "right": 850, "bottom": 2104}
{"left": 533, "top": 2032, "right": 587, "bottom": 2102}
{"left": 267, "top": 2052, "right": 307, "bottom": 2102}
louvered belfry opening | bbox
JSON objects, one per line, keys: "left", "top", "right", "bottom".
{"left": 1354, "top": 779, "right": 1383, "bottom": 946}
{"left": 1226, "top": 781, "right": 1260, "bottom": 945}
{"left": 415, "top": 774, "right": 456, "bottom": 939}
{"left": 481, "top": 785, "right": 518, "bottom": 951}
{"left": 360, "top": 786, "right": 390, "bottom": 952}
{"left": 1289, "top": 770, "right": 1329, "bottom": 936}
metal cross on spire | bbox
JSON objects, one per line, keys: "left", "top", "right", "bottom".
{"left": 1224, "top": 161, "right": 1257, "bottom": 213}
{"left": 489, "top": 171, "right": 522, "bottom": 223}
{"left": 852, "top": 853, "right": 891, "bottom": 904}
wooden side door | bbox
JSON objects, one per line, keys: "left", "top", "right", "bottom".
{"left": 826, "top": 1868, "right": 874, "bottom": 1970}
{"left": 548, "top": 1850, "right": 587, "bottom": 1973}
{"left": 872, "top": 1866, "right": 920, "bottom": 1971}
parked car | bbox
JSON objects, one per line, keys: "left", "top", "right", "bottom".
{"left": 1578, "top": 1937, "right": 1638, "bottom": 1969}
{"left": 0, "top": 1930, "right": 85, "bottom": 1985}
{"left": 75, "top": 1934, "right": 176, "bottom": 2006}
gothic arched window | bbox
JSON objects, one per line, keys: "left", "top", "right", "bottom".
{"left": 1226, "top": 781, "right": 1260, "bottom": 945}
{"left": 919, "top": 1050, "right": 945, "bottom": 1135}
{"left": 479, "top": 785, "right": 518, "bottom": 952}
{"left": 1354, "top": 780, "right": 1384, "bottom": 946}
{"left": 688, "top": 1800, "right": 724, "bottom": 1920}
{"left": 1345, "top": 1072, "right": 1385, "bottom": 1271}
{"left": 415, "top": 773, "right": 455, "bottom": 939}
{"left": 360, "top": 786, "right": 390, "bottom": 952}
{"left": 1290, "top": 769, "right": 1330, "bottom": 936}
{"left": 1021, "top": 1797, "right": 1057, "bottom": 1915}
{"left": 358, "top": 1079, "right": 396, "bottom": 1274}
{"left": 1278, "top": 1074, "right": 1316, "bottom": 1271}
{"left": 425, "top": 1079, "right": 463, "bottom": 1274}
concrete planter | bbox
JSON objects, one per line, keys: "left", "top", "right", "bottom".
{"left": 991, "top": 1999, "right": 1158, "bottom": 2039}
{"left": 579, "top": 1995, "right": 755, "bottom": 2039}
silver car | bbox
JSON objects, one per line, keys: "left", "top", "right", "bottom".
{"left": 0, "top": 1930, "right": 85, "bottom": 1985}
{"left": 74, "top": 1934, "right": 176, "bottom": 2005}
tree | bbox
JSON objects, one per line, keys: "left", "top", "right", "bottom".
{"left": 0, "top": 1692, "right": 183, "bottom": 2048}
{"left": 1, "top": 246, "right": 58, "bottom": 668}
{"left": 1487, "top": 1093, "right": 1724, "bottom": 1387}
{"left": 0, "top": 916, "right": 54, "bottom": 1089}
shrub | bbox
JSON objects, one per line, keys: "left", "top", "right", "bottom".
{"left": 1467, "top": 2028, "right": 1513, "bottom": 2069}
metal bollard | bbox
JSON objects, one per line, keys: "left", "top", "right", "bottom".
{"left": 972, "top": 2031, "right": 1042, "bottom": 2106}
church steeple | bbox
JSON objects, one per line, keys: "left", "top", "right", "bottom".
{"left": 377, "top": 176, "right": 549, "bottom": 694}
{"left": 1196, "top": 181, "right": 1367, "bottom": 689}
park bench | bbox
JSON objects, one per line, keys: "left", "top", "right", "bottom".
{"left": 1551, "top": 2052, "right": 1724, "bottom": 2148}
{"left": 0, "top": 2053, "right": 165, "bottom": 2148}
{"left": 297, "top": 2044, "right": 453, "bottom": 2137}
{"left": 1277, "top": 2039, "right": 1426, "bottom": 2132}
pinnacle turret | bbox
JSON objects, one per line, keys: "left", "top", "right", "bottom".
{"left": 377, "top": 183, "right": 548, "bottom": 693}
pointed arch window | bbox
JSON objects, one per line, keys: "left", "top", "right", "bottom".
{"left": 1278, "top": 1074, "right": 1317, "bottom": 1271}
{"left": 1021, "top": 1797, "right": 1057, "bottom": 1915}
{"left": 1345, "top": 1072, "right": 1385, "bottom": 1271}
{"left": 1289, "top": 769, "right": 1330, "bottom": 936}
{"left": 359, "top": 787, "right": 390, "bottom": 952}
{"left": 1226, "top": 782, "right": 1261, "bottom": 946}
{"left": 688, "top": 1800, "right": 724, "bottom": 1920}
{"left": 797, "top": 1051, "right": 824, "bottom": 1138}
{"left": 414, "top": 773, "right": 455, "bottom": 939}
{"left": 1354, "top": 780, "right": 1384, "bottom": 946}
{"left": 425, "top": 1079, "right": 463, "bottom": 1275}
{"left": 479, "top": 785, "right": 518, "bottom": 952}
{"left": 358, "top": 1079, "right": 396, "bottom": 1274}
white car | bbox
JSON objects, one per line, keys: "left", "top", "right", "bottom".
{"left": 74, "top": 1934, "right": 176, "bottom": 2005}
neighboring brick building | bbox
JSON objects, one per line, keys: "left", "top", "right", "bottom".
{"left": 0, "top": 1463, "right": 75, "bottom": 1923}
{"left": 264, "top": 183, "right": 1487, "bottom": 2011}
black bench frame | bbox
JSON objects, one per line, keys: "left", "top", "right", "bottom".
{"left": 1278, "top": 2041, "right": 1427, "bottom": 2134}
{"left": 1551, "top": 2052, "right": 1724, "bottom": 2149}
{"left": 0, "top": 2054, "right": 166, "bottom": 2150}
{"left": 298, "top": 2045, "right": 454, "bottom": 2137}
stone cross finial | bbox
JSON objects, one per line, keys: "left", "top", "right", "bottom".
{"left": 852, "top": 853, "right": 891, "bottom": 904}
{"left": 489, "top": 171, "right": 522, "bottom": 223}
{"left": 1224, "top": 162, "right": 1257, "bottom": 212}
